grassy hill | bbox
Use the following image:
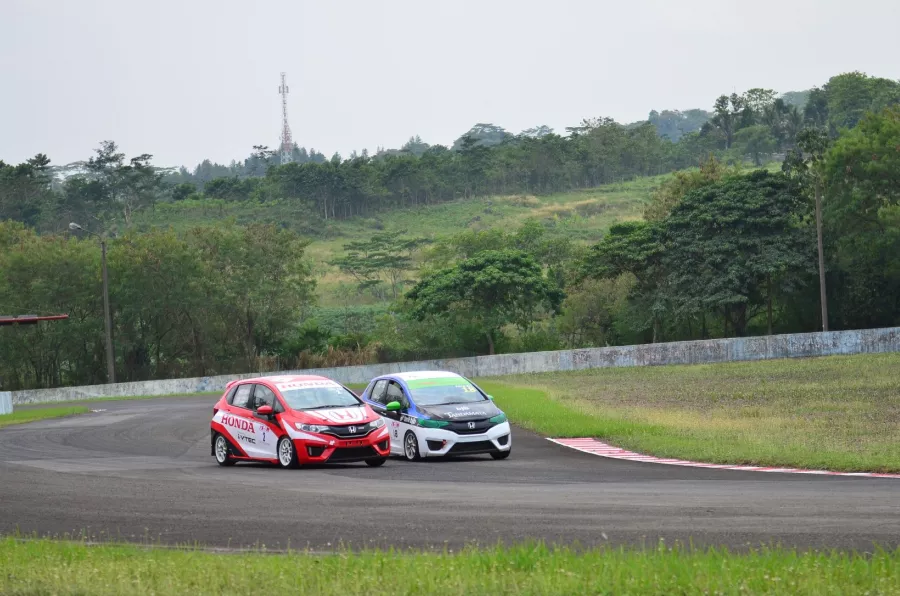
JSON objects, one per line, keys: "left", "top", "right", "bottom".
{"left": 136, "top": 175, "right": 667, "bottom": 306}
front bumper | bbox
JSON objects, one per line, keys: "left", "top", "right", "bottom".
{"left": 294, "top": 427, "right": 391, "bottom": 464}
{"left": 418, "top": 421, "right": 512, "bottom": 457}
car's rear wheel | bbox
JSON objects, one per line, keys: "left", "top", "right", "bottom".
{"left": 214, "top": 433, "right": 237, "bottom": 466}
{"left": 403, "top": 431, "right": 421, "bottom": 461}
{"left": 365, "top": 457, "right": 387, "bottom": 467}
{"left": 490, "top": 449, "right": 511, "bottom": 460}
{"left": 277, "top": 436, "right": 298, "bottom": 469}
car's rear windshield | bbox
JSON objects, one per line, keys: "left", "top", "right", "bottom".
{"left": 406, "top": 377, "right": 486, "bottom": 406}
{"left": 279, "top": 385, "right": 361, "bottom": 410}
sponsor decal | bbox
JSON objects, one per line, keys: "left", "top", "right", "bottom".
{"left": 400, "top": 414, "right": 417, "bottom": 425}
{"left": 237, "top": 433, "right": 256, "bottom": 444}
{"left": 274, "top": 379, "right": 342, "bottom": 391}
{"left": 455, "top": 406, "right": 471, "bottom": 411}
{"left": 444, "top": 410, "right": 489, "bottom": 419}
{"left": 307, "top": 407, "right": 367, "bottom": 423}
{"left": 221, "top": 415, "right": 255, "bottom": 432}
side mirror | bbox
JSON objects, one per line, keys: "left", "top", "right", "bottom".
{"left": 385, "top": 401, "right": 402, "bottom": 412}
{"left": 486, "top": 395, "right": 494, "bottom": 400}
{"left": 256, "top": 405, "right": 273, "bottom": 417}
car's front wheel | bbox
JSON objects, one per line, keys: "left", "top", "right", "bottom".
{"left": 490, "top": 449, "right": 511, "bottom": 460}
{"left": 213, "top": 433, "right": 237, "bottom": 467}
{"left": 365, "top": 457, "right": 387, "bottom": 467}
{"left": 277, "top": 436, "right": 299, "bottom": 469}
{"left": 403, "top": 431, "right": 422, "bottom": 462}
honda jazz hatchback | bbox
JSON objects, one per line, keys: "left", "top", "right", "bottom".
{"left": 210, "top": 375, "right": 390, "bottom": 468}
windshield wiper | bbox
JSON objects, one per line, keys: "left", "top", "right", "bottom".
{"left": 435, "top": 400, "right": 483, "bottom": 406}
{"left": 299, "top": 404, "right": 356, "bottom": 410}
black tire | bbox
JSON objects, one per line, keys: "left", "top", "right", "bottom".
{"left": 403, "top": 431, "right": 422, "bottom": 461}
{"left": 490, "top": 449, "right": 511, "bottom": 460}
{"left": 213, "top": 433, "right": 237, "bottom": 466}
{"left": 277, "top": 436, "right": 299, "bottom": 469}
{"left": 365, "top": 457, "right": 387, "bottom": 467}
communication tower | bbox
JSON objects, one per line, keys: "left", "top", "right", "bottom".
{"left": 279, "top": 72, "right": 293, "bottom": 165}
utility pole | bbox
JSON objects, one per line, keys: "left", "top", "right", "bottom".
{"left": 279, "top": 72, "right": 294, "bottom": 165}
{"left": 70, "top": 222, "right": 116, "bottom": 383}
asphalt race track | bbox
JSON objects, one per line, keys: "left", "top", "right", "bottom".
{"left": 1, "top": 396, "right": 898, "bottom": 552}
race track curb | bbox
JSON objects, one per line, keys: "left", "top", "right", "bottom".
{"left": 548, "top": 438, "right": 900, "bottom": 479}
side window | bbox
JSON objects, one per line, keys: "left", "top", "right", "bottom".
{"left": 225, "top": 385, "right": 238, "bottom": 405}
{"left": 369, "top": 380, "right": 388, "bottom": 404}
{"left": 253, "top": 385, "right": 277, "bottom": 410}
{"left": 232, "top": 384, "right": 253, "bottom": 409}
{"left": 386, "top": 381, "right": 409, "bottom": 409}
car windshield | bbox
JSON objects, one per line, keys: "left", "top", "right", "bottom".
{"left": 406, "top": 377, "right": 486, "bottom": 407}
{"left": 279, "top": 385, "right": 361, "bottom": 411}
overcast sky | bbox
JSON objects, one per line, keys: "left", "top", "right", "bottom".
{"left": 3, "top": 0, "right": 899, "bottom": 169}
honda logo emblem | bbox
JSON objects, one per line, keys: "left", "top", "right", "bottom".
{"left": 348, "top": 426, "right": 357, "bottom": 434}
{"left": 467, "top": 422, "right": 476, "bottom": 429}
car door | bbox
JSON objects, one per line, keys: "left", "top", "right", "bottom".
{"left": 366, "top": 380, "right": 399, "bottom": 449}
{"left": 384, "top": 380, "right": 412, "bottom": 454}
{"left": 249, "top": 383, "right": 281, "bottom": 460}
{"left": 218, "top": 383, "right": 260, "bottom": 457}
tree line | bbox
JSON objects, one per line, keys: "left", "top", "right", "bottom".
{"left": 5, "top": 71, "right": 896, "bottom": 235}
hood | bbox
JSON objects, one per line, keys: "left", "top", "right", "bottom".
{"left": 294, "top": 404, "right": 375, "bottom": 425}
{"left": 419, "top": 400, "right": 502, "bottom": 422}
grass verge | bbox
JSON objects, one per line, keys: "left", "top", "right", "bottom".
{"left": 2, "top": 537, "right": 897, "bottom": 595}
{"left": 478, "top": 353, "right": 900, "bottom": 473}
{"left": 0, "top": 406, "right": 89, "bottom": 428}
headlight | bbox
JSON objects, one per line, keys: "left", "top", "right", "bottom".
{"left": 296, "top": 423, "right": 330, "bottom": 433}
{"left": 419, "top": 418, "right": 449, "bottom": 429}
{"left": 489, "top": 413, "right": 507, "bottom": 424}
{"left": 370, "top": 418, "right": 385, "bottom": 429}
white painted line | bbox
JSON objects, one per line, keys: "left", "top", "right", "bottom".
{"left": 548, "top": 438, "right": 900, "bottom": 479}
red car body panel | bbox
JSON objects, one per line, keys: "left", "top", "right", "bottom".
{"left": 210, "top": 375, "right": 390, "bottom": 465}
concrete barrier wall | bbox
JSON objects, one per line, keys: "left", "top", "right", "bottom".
{"left": 0, "top": 392, "right": 12, "bottom": 415}
{"left": 10, "top": 326, "right": 900, "bottom": 405}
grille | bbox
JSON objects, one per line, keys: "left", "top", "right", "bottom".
{"left": 445, "top": 419, "right": 493, "bottom": 435}
{"left": 447, "top": 440, "right": 495, "bottom": 455}
{"left": 327, "top": 445, "right": 378, "bottom": 462}
{"left": 322, "top": 424, "right": 375, "bottom": 439}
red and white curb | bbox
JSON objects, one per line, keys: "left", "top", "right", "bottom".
{"left": 548, "top": 438, "right": 900, "bottom": 479}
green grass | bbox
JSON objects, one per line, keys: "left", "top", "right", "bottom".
{"left": 0, "top": 406, "right": 89, "bottom": 428}
{"left": 1, "top": 537, "right": 897, "bottom": 595}
{"left": 478, "top": 353, "right": 900, "bottom": 473}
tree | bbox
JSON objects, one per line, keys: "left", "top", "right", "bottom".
{"left": 823, "top": 72, "right": 900, "bottom": 132}
{"left": 711, "top": 94, "right": 747, "bottom": 149}
{"left": 644, "top": 155, "right": 734, "bottom": 222}
{"left": 406, "top": 250, "right": 564, "bottom": 355}
{"left": 733, "top": 125, "right": 777, "bottom": 166}
{"left": 664, "top": 171, "right": 814, "bottom": 337}
{"left": 331, "top": 231, "right": 428, "bottom": 299}
{"left": 583, "top": 221, "right": 667, "bottom": 341}
{"left": 820, "top": 107, "right": 900, "bottom": 330}
{"left": 783, "top": 127, "right": 832, "bottom": 330}
{"left": 79, "top": 141, "right": 165, "bottom": 227}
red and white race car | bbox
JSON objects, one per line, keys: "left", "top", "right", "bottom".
{"left": 210, "top": 375, "right": 391, "bottom": 468}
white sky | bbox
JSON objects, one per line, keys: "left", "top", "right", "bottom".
{"left": 2, "top": 0, "right": 899, "bottom": 169}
